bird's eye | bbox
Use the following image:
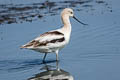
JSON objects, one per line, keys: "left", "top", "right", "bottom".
{"left": 70, "top": 12, "right": 73, "bottom": 14}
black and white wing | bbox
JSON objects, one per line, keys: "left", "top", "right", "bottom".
{"left": 20, "top": 31, "right": 65, "bottom": 49}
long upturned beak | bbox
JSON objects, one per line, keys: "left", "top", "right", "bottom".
{"left": 73, "top": 16, "right": 88, "bottom": 25}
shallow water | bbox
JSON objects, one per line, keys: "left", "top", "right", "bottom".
{"left": 0, "top": 0, "right": 120, "bottom": 80}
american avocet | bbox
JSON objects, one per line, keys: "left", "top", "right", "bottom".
{"left": 20, "top": 8, "right": 87, "bottom": 62}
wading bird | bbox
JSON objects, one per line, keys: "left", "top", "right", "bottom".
{"left": 20, "top": 8, "right": 87, "bottom": 62}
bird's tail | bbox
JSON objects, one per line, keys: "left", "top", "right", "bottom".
{"left": 20, "top": 40, "right": 35, "bottom": 49}
{"left": 20, "top": 43, "right": 33, "bottom": 49}
{"left": 20, "top": 45, "right": 26, "bottom": 49}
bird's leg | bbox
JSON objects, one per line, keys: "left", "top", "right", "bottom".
{"left": 56, "top": 60, "right": 60, "bottom": 71}
{"left": 55, "top": 50, "right": 59, "bottom": 61}
{"left": 43, "top": 53, "right": 47, "bottom": 62}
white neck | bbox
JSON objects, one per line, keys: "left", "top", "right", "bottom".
{"left": 62, "top": 15, "right": 71, "bottom": 26}
{"left": 61, "top": 14, "right": 72, "bottom": 43}
{"left": 61, "top": 14, "right": 71, "bottom": 32}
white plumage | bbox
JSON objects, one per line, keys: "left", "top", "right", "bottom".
{"left": 20, "top": 8, "right": 87, "bottom": 62}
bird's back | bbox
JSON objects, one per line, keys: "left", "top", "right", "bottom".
{"left": 20, "top": 30, "right": 67, "bottom": 53}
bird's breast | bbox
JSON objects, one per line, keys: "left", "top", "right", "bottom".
{"left": 64, "top": 33, "right": 71, "bottom": 44}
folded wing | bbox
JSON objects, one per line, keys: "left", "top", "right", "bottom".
{"left": 20, "top": 31, "right": 65, "bottom": 49}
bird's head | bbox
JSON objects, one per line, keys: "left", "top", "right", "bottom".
{"left": 61, "top": 8, "right": 88, "bottom": 25}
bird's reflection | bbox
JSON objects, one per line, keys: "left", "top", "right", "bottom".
{"left": 28, "top": 61, "right": 74, "bottom": 80}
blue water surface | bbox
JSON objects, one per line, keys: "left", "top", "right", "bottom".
{"left": 0, "top": 0, "right": 120, "bottom": 80}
